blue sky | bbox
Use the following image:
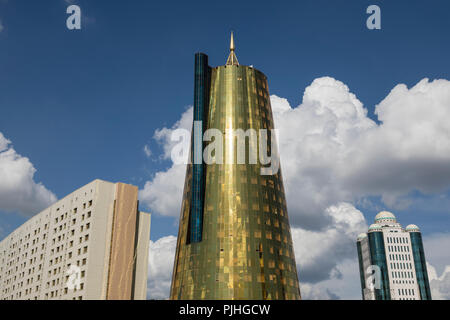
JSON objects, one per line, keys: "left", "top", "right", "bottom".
{"left": 1, "top": 0, "right": 450, "bottom": 299}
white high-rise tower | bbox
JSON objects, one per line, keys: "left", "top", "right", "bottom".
{"left": 357, "top": 211, "right": 431, "bottom": 300}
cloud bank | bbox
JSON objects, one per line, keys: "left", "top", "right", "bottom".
{"left": 0, "top": 132, "right": 57, "bottom": 216}
{"left": 147, "top": 210, "right": 366, "bottom": 300}
{"left": 141, "top": 77, "right": 450, "bottom": 299}
{"left": 423, "top": 233, "right": 450, "bottom": 300}
{"left": 272, "top": 77, "right": 450, "bottom": 228}
{"left": 139, "top": 107, "right": 192, "bottom": 217}
{"left": 292, "top": 203, "right": 367, "bottom": 284}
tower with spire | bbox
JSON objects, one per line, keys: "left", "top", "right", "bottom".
{"left": 169, "top": 33, "right": 301, "bottom": 300}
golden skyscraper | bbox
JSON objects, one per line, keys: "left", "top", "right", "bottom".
{"left": 170, "top": 33, "right": 301, "bottom": 300}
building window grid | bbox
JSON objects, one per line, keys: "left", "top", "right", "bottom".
{"left": 0, "top": 191, "right": 94, "bottom": 300}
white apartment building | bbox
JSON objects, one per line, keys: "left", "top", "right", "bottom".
{"left": 357, "top": 211, "right": 432, "bottom": 300}
{"left": 0, "top": 179, "right": 151, "bottom": 300}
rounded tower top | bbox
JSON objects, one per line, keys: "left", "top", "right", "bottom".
{"left": 405, "top": 224, "right": 420, "bottom": 232}
{"left": 357, "top": 233, "right": 367, "bottom": 241}
{"left": 368, "top": 223, "right": 382, "bottom": 232}
{"left": 374, "top": 211, "right": 396, "bottom": 223}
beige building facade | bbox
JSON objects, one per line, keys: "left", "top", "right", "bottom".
{"left": 0, "top": 179, "right": 151, "bottom": 300}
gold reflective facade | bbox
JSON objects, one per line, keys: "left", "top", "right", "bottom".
{"left": 170, "top": 56, "right": 301, "bottom": 300}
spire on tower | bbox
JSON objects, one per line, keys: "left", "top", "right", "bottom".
{"left": 226, "top": 31, "right": 239, "bottom": 66}
{"left": 230, "top": 31, "right": 235, "bottom": 51}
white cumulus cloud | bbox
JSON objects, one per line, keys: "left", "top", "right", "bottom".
{"left": 143, "top": 145, "right": 152, "bottom": 158}
{"left": 428, "top": 263, "right": 450, "bottom": 300}
{"left": 0, "top": 132, "right": 56, "bottom": 215}
{"left": 147, "top": 235, "right": 177, "bottom": 299}
{"left": 293, "top": 203, "right": 367, "bottom": 284}
{"left": 272, "top": 77, "right": 450, "bottom": 228}
{"left": 300, "top": 259, "right": 362, "bottom": 300}
{"left": 139, "top": 107, "right": 192, "bottom": 216}
{"left": 153, "top": 107, "right": 193, "bottom": 161}
{"left": 424, "top": 233, "right": 450, "bottom": 300}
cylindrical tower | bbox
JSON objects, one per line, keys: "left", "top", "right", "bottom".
{"left": 170, "top": 34, "right": 301, "bottom": 300}
{"left": 367, "top": 224, "right": 391, "bottom": 300}
{"left": 356, "top": 233, "right": 369, "bottom": 299}
{"left": 407, "top": 225, "right": 432, "bottom": 300}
